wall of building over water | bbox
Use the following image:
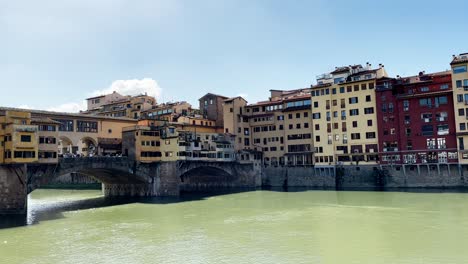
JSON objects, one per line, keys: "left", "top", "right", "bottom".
{"left": 262, "top": 164, "right": 467, "bottom": 189}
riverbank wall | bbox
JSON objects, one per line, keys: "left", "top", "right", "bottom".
{"left": 262, "top": 164, "right": 467, "bottom": 189}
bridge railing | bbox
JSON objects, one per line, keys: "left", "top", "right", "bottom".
{"left": 58, "top": 156, "right": 130, "bottom": 164}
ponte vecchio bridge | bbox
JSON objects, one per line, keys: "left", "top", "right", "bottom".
{"left": 0, "top": 158, "right": 260, "bottom": 214}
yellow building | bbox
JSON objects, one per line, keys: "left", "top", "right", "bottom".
{"left": 32, "top": 117, "right": 60, "bottom": 163}
{"left": 0, "top": 110, "right": 38, "bottom": 164}
{"left": 122, "top": 124, "right": 178, "bottom": 163}
{"left": 223, "top": 89, "right": 313, "bottom": 166}
{"left": 450, "top": 53, "right": 468, "bottom": 164}
{"left": 311, "top": 63, "right": 387, "bottom": 166}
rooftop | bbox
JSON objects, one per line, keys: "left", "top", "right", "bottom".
{"left": 451, "top": 53, "right": 468, "bottom": 65}
{"left": 0, "top": 106, "right": 137, "bottom": 122}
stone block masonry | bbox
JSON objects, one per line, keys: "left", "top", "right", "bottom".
{"left": 262, "top": 164, "right": 468, "bottom": 189}
{"left": 0, "top": 165, "right": 27, "bottom": 214}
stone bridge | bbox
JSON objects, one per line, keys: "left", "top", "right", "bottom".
{"left": 0, "top": 157, "right": 261, "bottom": 214}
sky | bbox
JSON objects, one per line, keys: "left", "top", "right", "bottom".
{"left": 1, "top": 0, "right": 468, "bottom": 112}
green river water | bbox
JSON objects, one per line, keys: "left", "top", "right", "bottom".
{"left": 1, "top": 188, "right": 468, "bottom": 264}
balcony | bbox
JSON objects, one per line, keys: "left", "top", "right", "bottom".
{"left": 13, "top": 125, "right": 37, "bottom": 133}
{"left": 383, "top": 147, "right": 398, "bottom": 152}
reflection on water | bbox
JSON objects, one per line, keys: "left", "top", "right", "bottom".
{"left": 1, "top": 188, "right": 468, "bottom": 264}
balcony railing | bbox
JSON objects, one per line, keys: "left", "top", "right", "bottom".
{"left": 14, "top": 125, "right": 37, "bottom": 132}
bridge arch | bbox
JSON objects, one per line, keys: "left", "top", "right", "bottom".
{"left": 78, "top": 137, "right": 97, "bottom": 157}
{"left": 58, "top": 136, "right": 74, "bottom": 155}
{"left": 179, "top": 165, "right": 237, "bottom": 191}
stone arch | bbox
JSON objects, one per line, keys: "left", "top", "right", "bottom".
{"left": 58, "top": 136, "right": 75, "bottom": 155}
{"left": 179, "top": 165, "right": 237, "bottom": 192}
{"left": 78, "top": 137, "right": 98, "bottom": 157}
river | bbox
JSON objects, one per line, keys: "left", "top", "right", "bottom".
{"left": 1, "top": 188, "right": 468, "bottom": 264}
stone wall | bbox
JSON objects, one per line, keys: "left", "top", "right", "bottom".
{"left": 0, "top": 165, "right": 27, "bottom": 214}
{"left": 263, "top": 166, "right": 335, "bottom": 188}
{"left": 262, "top": 164, "right": 468, "bottom": 189}
{"left": 179, "top": 162, "right": 261, "bottom": 192}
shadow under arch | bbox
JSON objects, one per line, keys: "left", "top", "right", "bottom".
{"left": 179, "top": 166, "right": 237, "bottom": 192}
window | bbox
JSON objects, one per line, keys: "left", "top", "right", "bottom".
{"left": 366, "top": 132, "right": 376, "bottom": 139}
{"left": 349, "top": 97, "right": 358, "bottom": 104}
{"left": 304, "top": 123, "right": 309, "bottom": 128}
{"left": 459, "top": 137, "right": 465, "bottom": 150}
{"left": 361, "top": 83, "right": 367, "bottom": 90}
{"left": 366, "top": 95, "right": 371, "bottom": 102}
{"left": 437, "top": 138, "right": 446, "bottom": 149}
{"left": 456, "top": 80, "right": 463, "bottom": 88}
{"left": 315, "top": 136, "right": 320, "bottom": 142}
{"left": 367, "top": 120, "right": 373, "bottom": 126}
{"left": 57, "top": 119, "right": 74, "bottom": 132}
{"left": 304, "top": 112, "right": 308, "bottom": 118}
{"left": 364, "top": 107, "right": 374, "bottom": 114}
{"left": 209, "top": 99, "right": 213, "bottom": 105}
{"left": 349, "top": 109, "right": 359, "bottom": 116}
{"left": 420, "top": 87, "right": 429, "bottom": 92}
{"left": 453, "top": 65, "right": 467, "bottom": 74}
{"left": 296, "top": 124, "right": 301, "bottom": 129}
{"left": 403, "top": 100, "right": 409, "bottom": 111}
{"left": 313, "top": 101, "right": 319, "bottom": 107}
{"left": 21, "top": 135, "right": 31, "bottom": 142}
{"left": 332, "top": 88, "right": 336, "bottom": 94}
{"left": 440, "top": 84, "right": 449, "bottom": 90}
{"left": 77, "top": 121, "right": 98, "bottom": 133}
{"left": 315, "top": 124, "right": 320, "bottom": 130}
{"left": 296, "top": 113, "right": 300, "bottom": 118}
{"left": 421, "top": 113, "right": 432, "bottom": 122}
{"left": 435, "top": 96, "right": 448, "bottom": 106}
{"left": 312, "top": 113, "right": 321, "bottom": 119}
{"left": 422, "top": 125, "right": 434, "bottom": 136}
{"left": 278, "top": 115, "right": 284, "bottom": 120}
{"left": 419, "top": 98, "right": 432, "bottom": 107}
{"left": 353, "top": 85, "right": 359, "bottom": 92}
{"left": 288, "top": 114, "right": 293, "bottom": 119}
{"left": 458, "top": 94, "right": 464, "bottom": 102}
{"left": 460, "top": 123, "right": 466, "bottom": 131}
{"left": 352, "top": 121, "right": 358, "bottom": 128}
{"left": 459, "top": 108, "right": 465, "bottom": 116}
{"left": 341, "top": 110, "right": 346, "bottom": 120}
{"left": 340, "top": 87, "right": 345, "bottom": 93}
{"left": 351, "top": 133, "right": 361, "bottom": 140}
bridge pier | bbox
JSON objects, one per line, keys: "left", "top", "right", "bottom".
{"left": 0, "top": 165, "right": 28, "bottom": 215}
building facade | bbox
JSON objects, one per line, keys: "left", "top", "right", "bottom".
{"left": 451, "top": 53, "right": 468, "bottom": 164}
{"left": 376, "top": 71, "right": 457, "bottom": 165}
{"left": 311, "top": 64, "right": 386, "bottom": 167}
{"left": 223, "top": 89, "right": 313, "bottom": 166}
{"left": 199, "top": 93, "right": 228, "bottom": 127}
{"left": 0, "top": 110, "right": 38, "bottom": 164}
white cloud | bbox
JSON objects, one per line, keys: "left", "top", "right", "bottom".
{"left": 17, "top": 105, "right": 33, "bottom": 109}
{"left": 47, "top": 101, "right": 87, "bottom": 113}
{"left": 13, "top": 78, "right": 162, "bottom": 113}
{"left": 92, "top": 78, "right": 162, "bottom": 99}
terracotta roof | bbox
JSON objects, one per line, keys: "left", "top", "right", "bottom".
{"left": 31, "top": 117, "right": 61, "bottom": 125}
{"left": 451, "top": 53, "right": 468, "bottom": 65}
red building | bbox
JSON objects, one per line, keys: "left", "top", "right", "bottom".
{"left": 376, "top": 71, "right": 457, "bottom": 165}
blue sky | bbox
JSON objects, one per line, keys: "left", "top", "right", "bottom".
{"left": 1, "top": 0, "right": 467, "bottom": 112}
